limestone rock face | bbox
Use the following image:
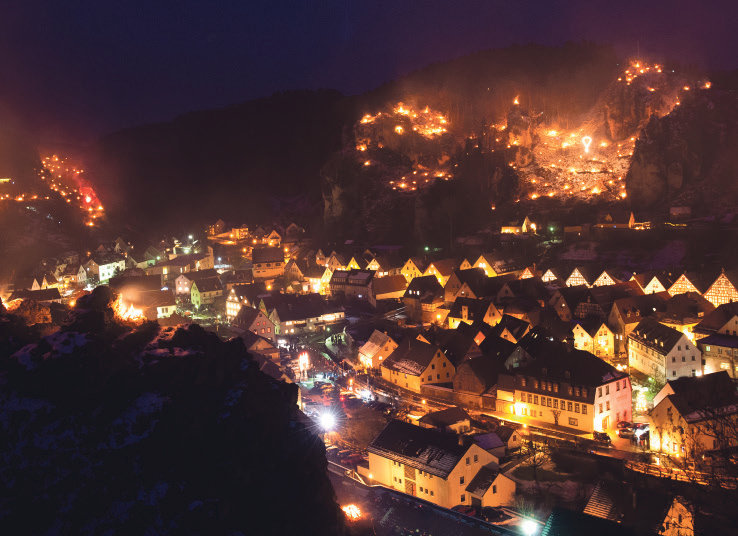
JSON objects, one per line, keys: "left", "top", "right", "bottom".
{"left": 626, "top": 91, "right": 738, "bottom": 212}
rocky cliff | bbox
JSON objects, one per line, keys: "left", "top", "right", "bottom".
{"left": 626, "top": 89, "right": 738, "bottom": 213}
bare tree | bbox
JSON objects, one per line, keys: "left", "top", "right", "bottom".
{"left": 521, "top": 439, "right": 551, "bottom": 482}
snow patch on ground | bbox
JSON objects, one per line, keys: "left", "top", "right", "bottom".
{"left": 105, "top": 392, "right": 167, "bottom": 449}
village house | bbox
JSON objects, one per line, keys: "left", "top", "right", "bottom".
{"left": 500, "top": 215, "right": 535, "bottom": 235}
{"left": 325, "top": 251, "right": 349, "bottom": 273}
{"left": 701, "top": 269, "right": 738, "bottom": 307}
{"left": 572, "top": 320, "right": 615, "bottom": 358}
{"left": 423, "top": 259, "right": 460, "bottom": 286}
{"left": 8, "top": 287, "right": 62, "bottom": 305}
{"left": 400, "top": 257, "right": 429, "bottom": 283}
{"left": 628, "top": 317, "right": 702, "bottom": 380}
{"left": 329, "top": 269, "right": 375, "bottom": 306}
{"left": 264, "top": 294, "right": 344, "bottom": 335}
{"left": 234, "top": 305, "right": 275, "bottom": 342}
{"left": 252, "top": 247, "right": 285, "bottom": 280}
{"left": 631, "top": 270, "right": 676, "bottom": 295}
{"left": 696, "top": 334, "right": 738, "bottom": 379}
{"left": 668, "top": 271, "right": 713, "bottom": 298}
{"left": 418, "top": 407, "right": 472, "bottom": 433}
{"left": 380, "top": 337, "right": 455, "bottom": 393}
{"left": 653, "top": 292, "right": 713, "bottom": 343}
{"left": 443, "top": 268, "right": 487, "bottom": 303}
{"left": 372, "top": 274, "right": 408, "bottom": 302}
{"left": 446, "top": 297, "right": 502, "bottom": 330}
{"left": 541, "top": 268, "right": 565, "bottom": 284}
{"left": 367, "top": 420, "right": 516, "bottom": 509}
{"left": 565, "top": 265, "right": 601, "bottom": 288}
{"left": 403, "top": 275, "right": 444, "bottom": 324}
{"left": 225, "top": 282, "right": 268, "bottom": 322}
{"left": 608, "top": 293, "right": 668, "bottom": 356}
{"left": 648, "top": 371, "right": 737, "bottom": 460}
{"left": 174, "top": 268, "right": 219, "bottom": 299}
{"left": 190, "top": 277, "right": 223, "bottom": 310}
{"left": 497, "top": 345, "right": 632, "bottom": 433}
{"left": 357, "top": 330, "right": 398, "bottom": 370}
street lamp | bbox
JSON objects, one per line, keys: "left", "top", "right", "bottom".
{"left": 522, "top": 519, "right": 538, "bottom": 536}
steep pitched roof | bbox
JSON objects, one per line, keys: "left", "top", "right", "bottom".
{"left": 382, "top": 337, "right": 441, "bottom": 376}
{"left": 471, "top": 432, "right": 505, "bottom": 451}
{"left": 193, "top": 277, "right": 222, "bottom": 293}
{"left": 368, "top": 419, "right": 473, "bottom": 479}
{"left": 654, "top": 291, "right": 713, "bottom": 324}
{"left": 465, "top": 466, "right": 501, "bottom": 496}
{"left": 234, "top": 305, "right": 264, "bottom": 327}
{"left": 447, "top": 297, "right": 495, "bottom": 322}
{"left": 358, "top": 330, "right": 394, "bottom": 359}
{"left": 489, "top": 314, "right": 530, "bottom": 341}
{"left": 8, "top": 288, "right": 62, "bottom": 302}
{"left": 629, "top": 317, "right": 685, "bottom": 354}
{"left": 372, "top": 274, "right": 408, "bottom": 296}
{"left": 694, "top": 301, "right": 738, "bottom": 336}
{"left": 418, "top": 406, "right": 471, "bottom": 428}
{"left": 583, "top": 480, "right": 675, "bottom": 534}
{"left": 662, "top": 371, "right": 736, "bottom": 419}
{"left": 252, "top": 247, "right": 284, "bottom": 264}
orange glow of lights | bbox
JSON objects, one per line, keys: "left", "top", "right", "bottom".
{"left": 395, "top": 126, "right": 404, "bottom": 134}
{"left": 85, "top": 195, "right": 92, "bottom": 203}
{"left": 342, "top": 505, "right": 362, "bottom": 520}
{"left": 513, "top": 96, "right": 519, "bottom": 105}
{"left": 114, "top": 295, "right": 144, "bottom": 322}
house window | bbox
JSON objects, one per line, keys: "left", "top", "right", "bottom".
{"left": 432, "top": 364, "right": 435, "bottom": 369}
{"left": 582, "top": 405, "right": 587, "bottom": 415}
{"left": 460, "top": 476, "right": 465, "bottom": 485}
{"left": 569, "top": 418, "right": 578, "bottom": 426}
{"left": 420, "top": 487, "right": 423, "bottom": 493}
{"left": 436, "top": 374, "right": 440, "bottom": 380}
{"left": 446, "top": 372, "right": 450, "bottom": 378}
{"left": 599, "top": 403, "right": 603, "bottom": 413}
{"left": 430, "top": 491, "right": 434, "bottom": 496}
{"left": 534, "top": 395, "right": 538, "bottom": 405}
{"left": 428, "top": 375, "right": 432, "bottom": 381}
{"left": 474, "top": 454, "right": 478, "bottom": 463}
{"left": 606, "top": 401, "right": 610, "bottom": 411}
{"left": 466, "top": 457, "right": 470, "bottom": 465}
{"left": 443, "top": 362, "right": 446, "bottom": 367}
{"left": 553, "top": 400, "right": 558, "bottom": 409}
{"left": 460, "top": 494, "right": 466, "bottom": 503}
{"left": 567, "top": 401, "right": 573, "bottom": 411}
{"left": 598, "top": 387, "right": 602, "bottom": 397}
{"left": 623, "top": 379, "right": 627, "bottom": 388}
{"left": 605, "top": 385, "right": 609, "bottom": 395}
{"left": 493, "top": 485, "right": 497, "bottom": 494}
{"left": 575, "top": 404, "right": 580, "bottom": 413}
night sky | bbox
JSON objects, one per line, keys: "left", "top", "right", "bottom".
{"left": 1, "top": 0, "right": 734, "bottom": 142}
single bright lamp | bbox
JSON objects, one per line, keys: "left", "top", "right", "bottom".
{"left": 522, "top": 519, "right": 537, "bottom": 536}
{"left": 319, "top": 412, "right": 335, "bottom": 431}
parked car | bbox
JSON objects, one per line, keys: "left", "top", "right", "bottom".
{"left": 340, "top": 453, "right": 365, "bottom": 466}
{"left": 325, "top": 446, "right": 340, "bottom": 461}
{"left": 617, "top": 422, "right": 635, "bottom": 438}
{"left": 343, "top": 397, "right": 363, "bottom": 409}
{"left": 451, "top": 505, "right": 477, "bottom": 516}
{"left": 593, "top": 431, "right": 612, "bottom": 444}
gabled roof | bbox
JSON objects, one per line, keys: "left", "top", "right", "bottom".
{"left": 489, "top": 314, "right": 530, "bottom": 341}
{"left": 655, "top": 292, "right": 714, "bottom": 324}
{"left": 631, "top": 269, "right": 676, "bottom": 291}
{"left": 670, "top": 270, "right": 715, "bottom": 294}
{"left": 471, "top": 432, "right": 505, "bottom": 451}
{"left": 493, "top": 425, "right": 517, "bottom": 443}
{"left": 229, "top": 282, "right": 268, "bottom": 303}
{"left": 451, "top": 267, "right": 488, "bottom": 290}
{"left": 505, "top": 343, "right": 627, "bottom": 396}
{"left": 661, "top": 371, "right": 736, "bottom": 419}
{"left": 456, "top": 355, "right": 507, "bottom": 391}
{"left": 551, "top": 284, "right": 590, "bottom": 308}
{"left": 252, "top": 247, "right": 284, "bottom": 264}
{"left": 611, "top": 293, "right": 668, "bottom": 323}
{"left": 430, "top": 329, "right": 480, "bottom": 367}
{"left": 404, "top": 275, "right": 443, "bottom": 303}
{"left": 569, "top": 265, "right": 601, "bottom": 285}
{"left": 406, "top": 256, "right": 429, "bottom": 273}
{"left": 368, "top": 419, "right": 473, "bottom": 479}
{"left": 193, "top": 276, "right": 222, "bottom": 293}
{"left": 372, "top": 274, "right": 408, "bottom": 296}
{"left": 426, "top": 258, "right": 460, "bottom": 278}
{"left": 304, "top": 265, "right": 328, "bottom": 279}
{"left": 583, "top": 480, "right": 675, "bottom": 534}
{"left": 694, "top": 301, "right": 738, "bottom": 336}
{"left": 382, "top": 337, "right": 442, "bottom": 376}
{"left": 447, "top": 297, "right": 495, "bottom": 321}
{"left": 358, "top": 330, "right": 394, "bottom": 359}
{"left": 235, "top": 305, "right": 266, "bottom": 327}
{"left": 465, "top": 466, "right": 501, "bottom": 496}
{"left": 476, "top": 333, "right": 517, "bottom": 360}
{"left": 418, "top": 406, "right": 471, "bottom": 428}
{"left": 629, "top": 317, "right": 685, "bottom": 354}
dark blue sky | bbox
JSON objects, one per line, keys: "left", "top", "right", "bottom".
{"left": 1, "top": 0, "right": 734, "bottom": 142}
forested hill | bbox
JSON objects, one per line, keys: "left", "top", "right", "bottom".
{"left": 90, "top": 43, "right": 621, "bottom": 235}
